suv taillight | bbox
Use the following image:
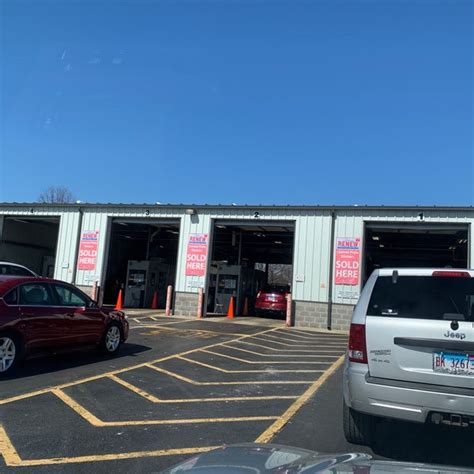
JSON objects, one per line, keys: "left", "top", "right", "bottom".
{"left": 348, "top": 323, "right": 368, "bottom": 364}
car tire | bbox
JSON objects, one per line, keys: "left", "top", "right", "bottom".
{"left": 0, "top": 333, "right": 21, "bottom": 377}
{"left": 99, "top": 323, "right": 123, "bottom": 355}
{"left": 343, "top": 400, "right": 374, "bottom": 446}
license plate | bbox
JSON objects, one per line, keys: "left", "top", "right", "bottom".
{"left": 433, "top": 352, "right": 474, "bottom": 375}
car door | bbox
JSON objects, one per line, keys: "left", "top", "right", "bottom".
{"left": 50, "top": 283, "right": 106, "bottom": 345}
{"left": 18, "top": 282, "right": 68, "bottom": 354}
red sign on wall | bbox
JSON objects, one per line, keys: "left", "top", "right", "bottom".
{"left": 185, "top": 233, "right": 209, "bottom": 277}
{"left": 77, "top": 230, "right": 99, "bottom": 271}
{"left": 335, "top": 237, "right": 361, "bottom": 286}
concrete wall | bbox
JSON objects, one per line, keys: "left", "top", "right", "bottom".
{"left": 294, "top": 300, "right": 354, "bottom": 332}
{"left": 174, "top": 291, "right": 199, "bottom": 317}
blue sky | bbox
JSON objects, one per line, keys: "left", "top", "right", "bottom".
{"left": 1, "top": 0, "right": 472, "bottom": 205}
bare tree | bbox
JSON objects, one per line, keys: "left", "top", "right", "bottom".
{"left": 38, "top": 186, "right": 76, "bottom": 203}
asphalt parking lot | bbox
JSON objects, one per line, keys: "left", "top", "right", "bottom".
{"left": 0, "top": 316, "right": 472, "bottom": 472}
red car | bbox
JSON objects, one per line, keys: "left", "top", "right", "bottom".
{"left": 255, "top": 285, "right": 290, "bottom": 316}
{"left": 0, "top": 276, "right": 129, "bottom": 376}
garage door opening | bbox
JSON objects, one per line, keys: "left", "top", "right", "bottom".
{"left": 0, "top": 216, "right": 60, "bottom": 277}
{"left": 207, "top": 221, "right": 294, "bottom": 319}
{"left": 364, "top": 223, "right": 469, "bottom": 281}
{"left": 103, "top": 219, "right": 180, "bottom": 308}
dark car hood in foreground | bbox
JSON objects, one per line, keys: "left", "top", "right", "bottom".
{"left": 161, "top": 444, "right": 473, "bottom": 473}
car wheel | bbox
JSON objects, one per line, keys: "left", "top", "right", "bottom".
{"left": 343, "top": 400, "right": 375, "bottom": 446}
{"left": 100, "top": 323, "right": 122, "bottom": 354}
{"left": 0, "top": 334, "right": 19, "bottom": 376}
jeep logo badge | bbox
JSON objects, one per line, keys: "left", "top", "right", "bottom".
{"left": 451, "top": 320, "right": 459, "bottom": 331}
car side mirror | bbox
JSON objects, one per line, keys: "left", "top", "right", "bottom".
{"left": 88, "top": 299, "right": 98, "bottom": 308}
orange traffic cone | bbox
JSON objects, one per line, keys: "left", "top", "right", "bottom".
{"left": 115, "top": 289, "right": 123, "bottom": 310}
{"left": 243, "top": 297, "right": 249, "bottom": 316}
{"left": 227, "top": 296, "right": 235, "bottom": 319}
{"left": 151, "top": 291, "right": 158, "bottom": 309}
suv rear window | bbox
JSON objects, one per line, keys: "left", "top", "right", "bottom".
{"left": 368, "top": 276, "right": 474, "bottom": 321}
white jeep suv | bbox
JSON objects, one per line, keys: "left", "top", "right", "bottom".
{"left": 343, "top": 268, "right": 474, "bottom": 446}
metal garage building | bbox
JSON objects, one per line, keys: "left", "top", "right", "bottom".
{"left": 0, "top": 203, "right": 472, "bottom": 332}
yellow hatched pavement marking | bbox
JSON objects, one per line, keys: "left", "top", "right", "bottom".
{"left": 275, "top": 329, "right": 348, "bottom": 341}
{"left": 0, "top": 425, "right": 21, "bottom": 466}
{"left": 234, "top": 339, "right": 343, "bottom": 353}
{"left": 0, "top": 423, "right": 218, "bottom": 467}
{"left": 217, "top": 346, "right": 340, "bottom": 360}
{"left": 53, "top": 389, "right": 278, "bottom": 427}
{"left": 146, "top": 364, "right": 316, "bottom": 384}
{"left": 0, "top": 327, "right": 278, "bottom": 406}
{"left": 177, "top": 356, "right": 322, "bottom": 373}
{"left": 263, "top": 333, "right": 346, "bottom": 345}
{"left": 201, "top": 349, "right": 331, "bottom": 365}
{"left": 255, "top": 354, "right": 345, "bottom": 443}
{"left": 109, "top": 374, "right": 299, "bottom": 403}
{"left": 134, "top": 325, "right": 246, "bottom": 337}
{"left": 249, "top": 334, "right": 346, "bottom": 348}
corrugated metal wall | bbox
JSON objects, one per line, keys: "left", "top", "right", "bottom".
{"left": 0, "top": 205, "right": 472, "bottom": 307}
{"left": 333, "top": 209, "right": 474, "bottom": 305}
{"left": 0, "top": 206, "right": 81, "bottom": 283}
{"left": 54, "top": 211, "right": 81, "bottom": 282}
{"left": 75, "top": 206, "right": 184, "bottom": 288}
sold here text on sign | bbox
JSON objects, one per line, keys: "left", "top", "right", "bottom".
{"left": 335, "top": 237, "right": 361, "bottom": 286}
{"left": 185, "top": 233, "right": 209, "bottom": 277}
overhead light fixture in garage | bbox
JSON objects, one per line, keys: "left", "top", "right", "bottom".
{"left": 372, "top": 236, "right": 380, "bottom": 241}
{"left": 274, "top": 240, "right": 283, "bottom": 244}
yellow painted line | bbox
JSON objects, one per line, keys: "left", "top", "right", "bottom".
{"left": 108, "top": 374, "right": 299, "bottom": 402}
{"left": 0, "top": 423, "right": 218, "bottom": 467}
{"left": 255, "top": 354, "right": 345, "bottom": 443}
{"left": 235, "top": 339, "right": 344, "bottom": 353}
{"left": 150, "top": 316, "right": 158, "bottom": 321}
{"left": 263, "top": 333, "right": 344, "bottom": 345}
{"left": 218, "top": 346, "right": 340, "bottom": 359}
{"left": 146, "top": 364, "right": 315, "bottom": 384}
{"left": 53, "top": 389, "right": 278, "bottom": 427}
{"left": 0, "top": 327, "right": 278, "bottom": 406}
{"left": 201, "top": 349, "right": 330, "bottom": 365}
{"left": 178, "top": 356, "right": 321, "bottom": 373}
{"left": 53, "top": 389, "right": 104, "bottom": 426}
{"left": 284, "top": 328, "right": 348, "bottom": 339}
{"left": 136, "top": 325, "right": 246, "bottom": 337}
{"left": 108, "top": 374, "right": 162, "bottom": 402}
{"left": 0, "top": 425, "right": 22, "bottom": 466}
{"left": 274, "top": 330, "right": 348, "bottom": 341}
{"left": 129, "top": 319, "right": 192, "bottom": 327}
{"left": 249, "top": 335, "right": 345, "bottom": 348}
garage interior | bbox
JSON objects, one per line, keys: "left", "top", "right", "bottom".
{"left": 207, "top": 221, "right": 294, "bottom": 318}
{"left": 103, "top": 219, "right": 179, "bottom": 308}
{"left": 364, "top": 223, "right": 469, "bottom": 281}
{"left": 0, "top": 216, "right": 59, "bottom": 277}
